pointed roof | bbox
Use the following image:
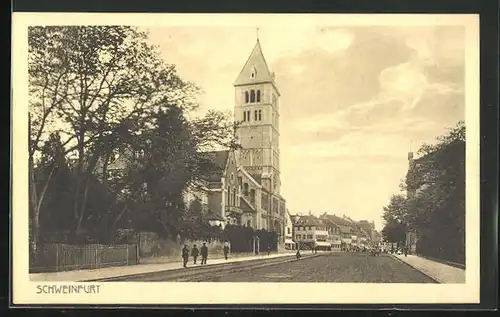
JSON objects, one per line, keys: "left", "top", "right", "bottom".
{"left": 234, "top": 40, "right": 276, "bottom": 87}
{"left": 201, "top": 150, "right": 230, "bottom": 182}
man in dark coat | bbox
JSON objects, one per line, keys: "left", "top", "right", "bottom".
{"left": 223, "top": 242, "right": 230, "bottom": 260}
{"left": 182, "top": 245, "right": 189, "bottom": 268}
{"left": 200, "top": 242, "right": 208, "bottom": 265}
{"left": 191, "top": 245, "right": 199, "bottom": 264}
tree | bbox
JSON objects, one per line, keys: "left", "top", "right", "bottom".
{"left": 381, "top": 194, "right": 408, "bottom": 246}
{"left": 417, "top": 120, "right": 465, "bottom": 156}
{"left": 29, "top": 26, "right": 240, "bottom": 246}
{"left": 401, "top": 121, "right": 465, "bottom": 262}
{"left": 28, "top": 26, "right": 199, "bottom": 243}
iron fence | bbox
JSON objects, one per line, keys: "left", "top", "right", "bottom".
{"left": 30, "top": 243, "right": 139, "bottom": 273}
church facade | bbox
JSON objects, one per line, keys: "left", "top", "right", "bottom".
{"left": 184, "top": 38, "right": 287, "bottom": 243}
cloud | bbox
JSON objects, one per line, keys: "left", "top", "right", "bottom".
{"left": 143, "top": 25, "right": 466, "bottom": 230}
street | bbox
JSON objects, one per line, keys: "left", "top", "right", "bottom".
{"left": 200, "top": 252, "right": 436, "bottom": 283}
{"left": 205, "top": 252, "right": 436, "bottom": 283}
{"left": 116, "top": 252, "right": 437, "bottom": 283}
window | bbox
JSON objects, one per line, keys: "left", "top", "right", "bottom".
{"left": 250, "top": 90, "right": 256, "bottom": 103}
{"left": 308, "top": 234, "right": 313, "bottom": 239}
{"left": 308, "top": 226, "right": 311, "bottom": 230}
{"left": 250, "top": 189, "right": 256, "bottom": 204}
{"left": 256, "top": 90, "right": 261, "bottom": 102}
{"left": 243, "top": 183, "right": 249, "bottom": 196}
{"left": 247, "top": 220, "right": 252, "bottom": 227}
{"left": 287, "top": 227, "right": 291, "bottom": 234}
{"left": 245, "top": 91, "right": 249, "bottom": 103}
{"left": 246, "top": 110, "right": 251, "bottom": 121}
{"left": 258, "top": 110, "right": 262, "bottom": 121}
{"left": 254, "top": 110, "right": 258, "bottom": 121}
{"left": 296, "top": 234, "right": 301, "bottom": 239}
{"left": 243, "top": 111, "right": 247, "bottom": 122}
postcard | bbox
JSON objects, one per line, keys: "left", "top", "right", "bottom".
{"left": 12, "top": 13, "right": 480, "bottom": 305}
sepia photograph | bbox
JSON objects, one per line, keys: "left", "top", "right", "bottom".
{"left": 12, "top": 13, "right": 480, "bottom": 305}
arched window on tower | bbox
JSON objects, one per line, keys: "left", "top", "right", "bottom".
{"left": 254, "top": 110, "right": 258, "bottom": 121}
{"left": 258, "top": 110, "right": 262, "bottom": 121}
{"left": 245, "top": 91, "right": 249, "bottom": 103}
{"left": 243, "top": 183, "right": 249, "bottom": 196}
{"left": 250, "top": 90, "right": 256, "bottom": 103}
{"left": 256, "top": 90, "right": 261, "bottom": 102}
{"left": 250, "top": 189, "right": 256, "bottom": 204}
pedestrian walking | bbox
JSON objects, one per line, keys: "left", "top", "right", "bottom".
{"left": 191, "top": 244, "right": 199, "bottom": 264}
{"left": 267, "top": 245, "right": 271, "bottom": 255}
{"left": 223, "top": 242, "right": 230, "bottom": 260}
{"left": 182, "top": 244, "right": 189, "bottom": 268}
{"left": 404, "top": 246, "right": 408, "bottom": 257}
{"left": 295, "top": 249, "right": 302, "bottom": 259}
{"left": 200, "top": 242, "right": 208, "bottom": 265}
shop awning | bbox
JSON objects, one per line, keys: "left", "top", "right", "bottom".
{"left": 315, "top": 241, "right": 331, "bottom": 247}
{"left": 285, "top": 239, "right": 295, "bottom": 244}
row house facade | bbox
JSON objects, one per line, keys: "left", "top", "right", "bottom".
{"left": 290, "top": 214, "right": 331, "bottom": 250}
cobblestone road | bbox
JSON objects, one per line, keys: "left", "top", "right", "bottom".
{"left": 199, "top": 252, "right": 437, "bottom": 283}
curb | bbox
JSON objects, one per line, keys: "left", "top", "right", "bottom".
{"left": 389, "top": 254, "right": 440, "bottom": 284}
{"left": 86, "top": 253, "right": 301, "bottom": 282}
{"left": 417, "top": 254, "right": 466, "bottom": 270}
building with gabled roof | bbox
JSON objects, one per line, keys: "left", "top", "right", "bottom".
{"left": 184, "top": 35, "right": 287, "bottom": 246}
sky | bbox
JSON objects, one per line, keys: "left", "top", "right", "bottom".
{"left": 144, "top": 25, "right": 465, "bottom": 231}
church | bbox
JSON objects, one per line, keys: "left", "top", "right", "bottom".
{"left": 184, "top": 37, "right": 287, "bottom": 244}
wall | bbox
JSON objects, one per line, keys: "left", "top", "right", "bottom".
{"left": 138, "top": 232, "right": 228, "bottom": 260}
{"left": 224, "top": 152, "right": 239, "bottom": 209}
{"left": 208, "top": 191, "right": 222, "bottom": 218}
{"left": 294, "top": 225, "right": 316, "bottom": 241}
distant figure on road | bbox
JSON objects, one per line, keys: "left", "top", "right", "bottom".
{"left": 404, "top": 246, "right": 408, "bottom": 257}
{"left": 296, "top": 249, "right": 302, "bottom": 259}
{"left": 182, "top": 245, "right": 189, "bottom": 268}
{"left": 200, "top": 242, "right": 208, "bottom": 265}
{"left": 191, "top": 245, "right": 199, "bottom": 264}
{"left": 223, "top": 242, "right": 230, "bottom": 260}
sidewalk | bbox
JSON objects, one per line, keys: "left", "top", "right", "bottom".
{"left": 393, "top": 254, "right": 465, "bottom": 284}
{"left": 29, "top": 251, "right": 296, "bottom": 282}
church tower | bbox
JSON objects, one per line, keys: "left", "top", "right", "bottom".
{"left": 234, "top": 37, "right": 281, "bottom": 195}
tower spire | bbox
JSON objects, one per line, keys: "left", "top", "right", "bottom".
{"left": 256, "top": 27, "right": 260, "bottom": 41}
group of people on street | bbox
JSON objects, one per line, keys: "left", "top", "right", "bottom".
{"left": 181, "top": 242, "right": 231, "bottom": 268}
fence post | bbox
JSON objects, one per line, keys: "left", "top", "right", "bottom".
{"left": 126, "top": 245, "right": 129, "bottom": 266}
{"left": 55, "top": 244, "right": 59, "bottom": 272}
